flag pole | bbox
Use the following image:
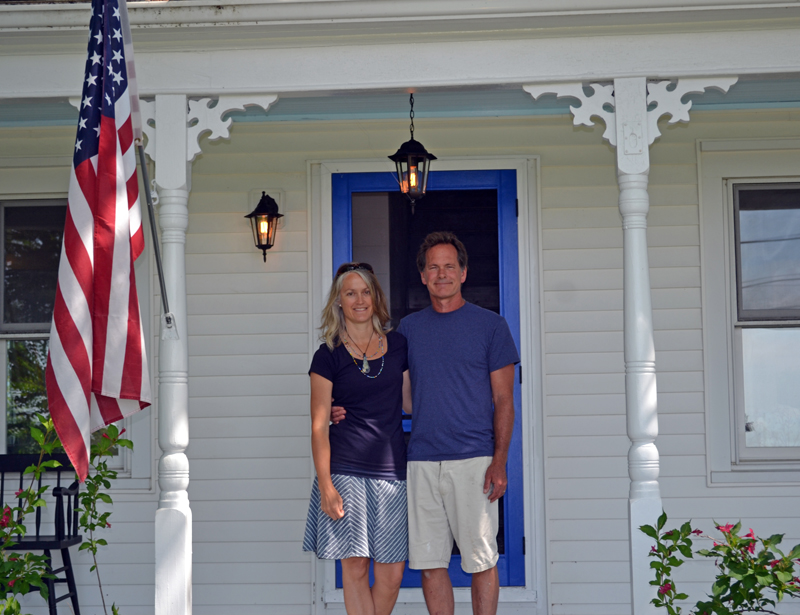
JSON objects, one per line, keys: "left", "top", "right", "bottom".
{"left": 135, "top": 145, "right": 174, "bottom": 328}
{"left": 119, "top": 0, "right": 175, "bottom": 334}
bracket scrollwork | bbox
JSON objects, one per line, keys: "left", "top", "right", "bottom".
{"left": 186, "top": 95, "right": 278, "bottom": 162}
{"left": 524, "top": 82, "right": 617, "bottom": 146}
{"left": 524, "top": 76, "right": 738, "bottom": 149}
{"left": 645, "top": 76, "right": 738, "bottom": 143}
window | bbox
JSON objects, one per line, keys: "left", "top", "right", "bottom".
{"left": 0, "top": 199, "right": 151, "bottom": 482}
{"left": 699, "top": 140, "right": 800, "bottom": 483}
{"left": 732, "top": 185, "right": 800, "bottom": 460}
{"left": 0, "top": 200, "right": 66, "bottom": 454}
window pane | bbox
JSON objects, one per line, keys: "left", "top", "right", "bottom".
{"left": 4, "top": 205, "right": 66, "bottom": 326}
{"left": 742, "top": 328, "right": 800, "bottom": 448}
{"left": 6, "top": 339, "right": 49, "bottom": 454}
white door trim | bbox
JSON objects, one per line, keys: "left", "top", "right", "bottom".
{"left": 306, "top": 156, "right": 547, "bottom": 613}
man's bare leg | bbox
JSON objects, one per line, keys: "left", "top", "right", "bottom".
{"left": 471, "top": 566, "right": 499, "bottom": 615}
{"left": 421, "top": 568, "right": 454, "bottom": 615}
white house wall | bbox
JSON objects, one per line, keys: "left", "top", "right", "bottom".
{"left": 3, "top": 108, "right": 800, "bottom": 614}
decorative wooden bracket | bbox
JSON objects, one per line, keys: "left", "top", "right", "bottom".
{"left": 524, "top": 77, "right": 737, "bottom": 147}
{"left": 138, "top": 95, "right": 278, "bottom": 162}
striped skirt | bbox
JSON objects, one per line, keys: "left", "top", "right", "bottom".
{"left": 302, "top": 474, "right": 408, "bottom": 563}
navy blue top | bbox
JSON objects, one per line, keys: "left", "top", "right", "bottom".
{"left": 398, "top": 303, "right": 520, "bottom": 462}
{"left": 309, "top": 331, "right": 408, "bottom": 480}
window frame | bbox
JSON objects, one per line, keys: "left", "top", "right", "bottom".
{"left": 0, "top": 192, "right": 154, "bottom": 488}
{"left": 699, "top": 139, "right": 800, "bottom": 484}
{"left": 730, "top": 182, "right": 800, "bottom": 461}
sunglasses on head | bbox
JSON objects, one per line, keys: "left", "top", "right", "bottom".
{"left": 336, "top": 262, "right": 374, "bottom": 278}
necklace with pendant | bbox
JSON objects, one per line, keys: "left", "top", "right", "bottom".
{"left": 344, "top": 329, "right": 383, "bottom": 376}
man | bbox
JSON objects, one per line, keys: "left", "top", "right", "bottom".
{"left": 332, "top": 231, "right": 519, "bottom": 615}
{"left": 398, "top": 231, "right": 518, "bottom": 615}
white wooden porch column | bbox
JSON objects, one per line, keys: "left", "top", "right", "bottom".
{"left": 613, "top": 77, "right": 662, "bottom": 615}
{"left": 525, "top": 75, "right": 736, "bottom": 614}
{"left": 153, "top": 93, "right": 193, "bottom": 615}
{"left": 141, "top": 93, "right": 278, "bottom": 615}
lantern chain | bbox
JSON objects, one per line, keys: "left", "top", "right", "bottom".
{"left": 409, "top": 93, "right": 415, "bottom": 141}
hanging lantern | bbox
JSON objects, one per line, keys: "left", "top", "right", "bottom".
{"left": 245, "top": 192, "right": 283, "bottom": 262}
{"left": 388, "top": 93, "right": 437, "bottom": 204}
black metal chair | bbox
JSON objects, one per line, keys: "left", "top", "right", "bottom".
{"left": 0, "top": 453, "right": 82, "bottom": 615}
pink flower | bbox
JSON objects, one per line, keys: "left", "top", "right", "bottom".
{"left": 663, "top": 531, "right": 673, "bottom": 537}
{"left": 746, "top": 529, "right": 755, "bottom": 539}
{"left": 119, "top": 428, "right": 126, "bottom": 436}
{"left": 747, "top": 542, "right": 755, "bottom": 554}
{"left": 8, "top": 580, "right": 15, "bottom": 588}
{"left": 651, "top": 546, "right": 657, "bottom": 553}
{"left": 102, "top": 433, "right": 110, "bottom": 439}
{"left": 717, "top": 524, "right": 734, "bottom": 533}
{"left": 659, "top": 583, "right": 672, "bottom": 595}
{"left": 692, "top": 529, "right": 703, "bottom": 535}
{"left": 770, "top": 560, "right": 782, "bottom": 568}
{"left": 14, "top": 489, "right": 22, "bottom": 497}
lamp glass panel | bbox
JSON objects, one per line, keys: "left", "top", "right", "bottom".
{"left": 266, "top": 217, "right": 278, "bottom": 248}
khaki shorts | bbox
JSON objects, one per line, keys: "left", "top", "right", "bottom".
{"left": 407, "top": 456, "right": 499, "bottom": 574}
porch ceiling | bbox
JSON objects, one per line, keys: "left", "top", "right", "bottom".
{"left": 2, "top": 76, "right": 800, "bottom": 127}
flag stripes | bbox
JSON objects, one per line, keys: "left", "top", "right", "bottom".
{"left": 46, "top": 0, "right": 151, "bottom": 481}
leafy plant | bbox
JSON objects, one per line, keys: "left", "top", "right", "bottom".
{"left": 77, "top": 423, "right": 132, "bottom": 615}
{"left": 2, "top": 417, "right": 131, "bottom": 615}
{"left": 1, "top": 415, "right": 62, "bottom": 615}
{"left": 642, "top": 512, "right": 800, "bottom": 615}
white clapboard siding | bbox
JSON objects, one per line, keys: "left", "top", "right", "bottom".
{"left": 4, "top": 108, "right": 800, "bottom": 615}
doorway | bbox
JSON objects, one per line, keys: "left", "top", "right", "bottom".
{"left": 331, "top": 169, "right": 524, "bottom": 588}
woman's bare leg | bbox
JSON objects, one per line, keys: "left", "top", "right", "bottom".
{"left": 371, "top": 561, "right": 405, "bottom": 615}
{"left": 341, "top": 557, "right": 374, "bottom": 615}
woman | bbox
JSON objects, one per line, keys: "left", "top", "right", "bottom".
{"left": 302, "top": 262, "right": 411, "bottom": 615}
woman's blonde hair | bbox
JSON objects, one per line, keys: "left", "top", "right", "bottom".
{"left": 320, "top": 264, "right": 392, "bottom": 350}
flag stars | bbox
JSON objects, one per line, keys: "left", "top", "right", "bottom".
{"left": 79, "top": 117, "right": 87, "bottom": 130}
{"left": 112, "top": 29, "right": 122, "bottom": 42}
{"left": 82, "top": 95, "right": 92, "bottom": 109}
{"left": 113, "top": 6, "right": 120, "bottom": 19}
{"left": 86, "top": 74, "right": 98, "bottom": 87}
{"left": 111, "top": 70, "right": 123, "bottom": 85}
{"left": 75, "top": 139, "right": 82, "bottom": 152}
{"left": 106, "top": 93, "right": 112, "bottom": 106}
{"left": 91, "top": 52, "right": 102, "bottom": 65}
{"left": 112, "top": 49, "right": 123, "bottom": 64}
{"left": 94, "top": 31, "right": 103, "bottom": 44}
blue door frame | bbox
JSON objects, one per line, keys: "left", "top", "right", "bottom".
{"left": 331, "top": 169, "right": 524, "bottom": 587}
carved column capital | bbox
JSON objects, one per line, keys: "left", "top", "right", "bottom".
{"left": 139, "top": 94, "right": 278, "bottom": 163}
{"left": 524, "top": 76, "right": 737, "bottom": 150}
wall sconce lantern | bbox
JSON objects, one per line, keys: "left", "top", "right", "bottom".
{"left": 245, "top": 192, "right": 283, "bottom": 262}
{"left": 388, "top": 93, "right": 436, "bottom": 205}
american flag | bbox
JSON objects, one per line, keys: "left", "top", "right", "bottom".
{"left": 46, "top": 0, "right": 151, "bottom": 481}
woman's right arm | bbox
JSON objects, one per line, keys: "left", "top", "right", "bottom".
{"left": 402, "top": 370, "right": 412, "bottom": 414}
{"left": 310, "top": 372, "right": 344, "bottom": 520}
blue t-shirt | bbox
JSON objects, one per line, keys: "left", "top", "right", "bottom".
{"left": 309, "top": 331, "right": 408, "bottom": 480}
{"left": 398, "top": 303, "right": 520, "bottom": 462}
